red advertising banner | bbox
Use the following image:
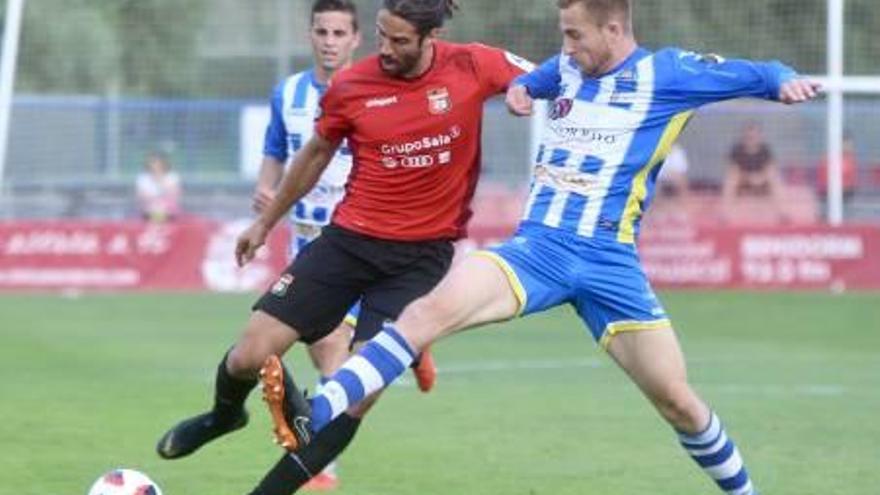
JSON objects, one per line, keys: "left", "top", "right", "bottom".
{"left": 639, "top": 224, "right": 880, "bottom": 290}
{"left": 0, "top": 219, "right": 290, "bottom": 291}
{"left": 1, "top": 220, "right": 878, "bottom": 291}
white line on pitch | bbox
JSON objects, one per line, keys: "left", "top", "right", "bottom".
{"left": 389, "top": 358, "right": 863, "bottom": 397}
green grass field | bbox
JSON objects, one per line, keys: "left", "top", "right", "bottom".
{"left": 1, "top": 291, "right": 878, "bottom": 494}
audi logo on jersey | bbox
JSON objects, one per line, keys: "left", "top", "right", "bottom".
{"left": 382, "top": 154, "right": 436, "bottom": 169}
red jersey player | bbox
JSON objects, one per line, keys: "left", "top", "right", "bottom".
{"left": 319, "top": 40, "right": 520, "bottom": 241}
{"left": 156, "top": 1, "right": 531, "bottom": 494}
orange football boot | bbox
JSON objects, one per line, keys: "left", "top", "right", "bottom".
{"left": 260, "top": 355, "right": 312, "bottom": 452}
{"left": 412, "top": 347, "right": 437, "bottom": 393}
{"left": 302, "top": 470, "right": 339, "bottom": 492}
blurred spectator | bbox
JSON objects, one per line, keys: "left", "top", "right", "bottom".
{"left": 721, "top": 121, "right": 788, "bottom": 222}
{"left": 817, "top": 131, "right": 858, "bottom": 204}
{"left": 135, "top": 152, "right": 182, "bottom": 222}
{"left": 657, "top": 143, "right": 690, "bottom": 200}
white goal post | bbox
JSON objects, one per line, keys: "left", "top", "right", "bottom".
{"left": 0, "top": 0, "right": 26, "bottom": 199}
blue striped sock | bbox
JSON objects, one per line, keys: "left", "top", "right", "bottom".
{"left": 310, "top": 327, "right": 415, "bottom": 432}
{"left": 679, "top": 412, "right": 757, "bottom": 495}
{"left": 313, "top": 376, "right": 330, "bottom": 395}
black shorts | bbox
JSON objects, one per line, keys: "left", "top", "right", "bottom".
{"left": 254, "top": 225, "right": 454, "bottom": 345}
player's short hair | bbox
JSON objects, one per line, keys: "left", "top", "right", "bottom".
{"left": 311, "top": 0, "right": 359, "bottom": 32}
{"left": 557, "top": 0, "right": 632, "bottom": 32}
{"left": 382, "top": 0, "right": 460, "bottom": 38}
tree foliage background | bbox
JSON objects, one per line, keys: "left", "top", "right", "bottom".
{"left": 451, "top": 0, "right": 878, "bottom": 74}
{"left": 2, "top": 0, "right": 208, "bottom": 96}
{"left": 2, "top": 0, "right": 878, "bottom": 98}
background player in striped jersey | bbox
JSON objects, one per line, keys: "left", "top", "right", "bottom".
{"left": 291, "top": 1, "right": 820, "bottom": 493}
{"left": 250, "top": 0, "right": 436, "bottom": 489}
{"left": 160, "top": 1, "right": 531, "bottom": 494}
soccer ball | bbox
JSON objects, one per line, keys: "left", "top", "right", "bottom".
{"left": 87, "top": 469, "right": 163, "bottom": 495}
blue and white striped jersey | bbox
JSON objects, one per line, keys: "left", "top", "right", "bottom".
{"left": 517, "top": 47, "right": 797, "bottom": 244}
{"left": 263, "top": 69, "right": 352, "bottom": 226}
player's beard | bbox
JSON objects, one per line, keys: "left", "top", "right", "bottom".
{"left": 379, "top": 49, "right": 421, "bottom": 78}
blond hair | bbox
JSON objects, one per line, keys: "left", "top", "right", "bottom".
{"left": 557, "top": 0, "right": 632, "bottom": 32}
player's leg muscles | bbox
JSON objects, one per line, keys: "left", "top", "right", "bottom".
{"left": 607, "top": 329, "right": 757, "bottom": 494}
{"left": 306, "top": 322, "right": 353, "bottom": 376}
{"left": 159, "top": 231, "right": 360, "bottom": 460}
{"left": 251, "top": 314, "right": 381, "bottom": 493}
{"left": 156, "top": 311, "right": 304, "bottom": 460}
{"left": 397, "top": 253, "right": 521, "bottom": 351}
{"left": 308, "top": 255, "right": 520, "bottom": 432}
{"left": 228, "top": 310, "right": 305, "bottom": 379}
{"left": 606, "top": 328, "right": 708, "bottom": 432}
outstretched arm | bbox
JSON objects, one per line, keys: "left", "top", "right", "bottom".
{"left": 236, "top": 135, "right": 340, "bottom": 266}
{"left": 778, "top": 78, "right": 821, "bottom": 104}
{"left": 663, "top": 50, "right": 821, "bottom": 107}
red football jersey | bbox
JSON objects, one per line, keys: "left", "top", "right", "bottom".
{"left": 316, "top": 40, "right": 530, "bottom": 241}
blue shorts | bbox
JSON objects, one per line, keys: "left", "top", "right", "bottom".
{"left": 481, "top": 222, "right": 670, "bottom": 347}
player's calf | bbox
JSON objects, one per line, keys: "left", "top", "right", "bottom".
{"left": 651, "top": 381, "right": 710, "bottom": 433}
{"left": 309, "top": 326, "right": 417, "bottom": 432}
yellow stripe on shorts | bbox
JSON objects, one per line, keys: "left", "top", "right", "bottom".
{"left": 343, "top": 313, "right": 358, "bottom": 328}
{"left": 599, "top": 318, "right": 672, "bottom": 349}
{"left": 473, "top": 250, "right": 527, "bottom": 317}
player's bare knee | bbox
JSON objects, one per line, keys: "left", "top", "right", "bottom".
{"left": 228, "top": 333, "right": 278, "bottom": 377}
{"left": 652, "top": 382, "right": 706, "bottom": 432}
{"left": 398, "top": 298, "right": 447, "bottom": 350}
{"left": 226, "top": 342, "right": 262, "bottom": 378}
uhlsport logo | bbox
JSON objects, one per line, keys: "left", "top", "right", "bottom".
{"left": 365, "top": 95, "right": 398, "bottom": 108}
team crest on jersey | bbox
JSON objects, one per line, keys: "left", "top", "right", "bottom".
{"left": 427, "top": 87, "right": 452, "bottom": 114}
{"left": 549, "top": 98, "right": 574, "bottom": 120}
{"left": 271, "top": 274, "right": 294, "bottom": 296}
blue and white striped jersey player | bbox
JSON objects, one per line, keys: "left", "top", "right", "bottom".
{"left": 290, "top": 0, "right": 821, "bottom": 493}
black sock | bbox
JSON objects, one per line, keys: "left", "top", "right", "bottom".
{"left": 213, "top": 351, "right": 257, "bottom": 423}
{"left": 249, "top": 413, "right": 362, "bottom": 495}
